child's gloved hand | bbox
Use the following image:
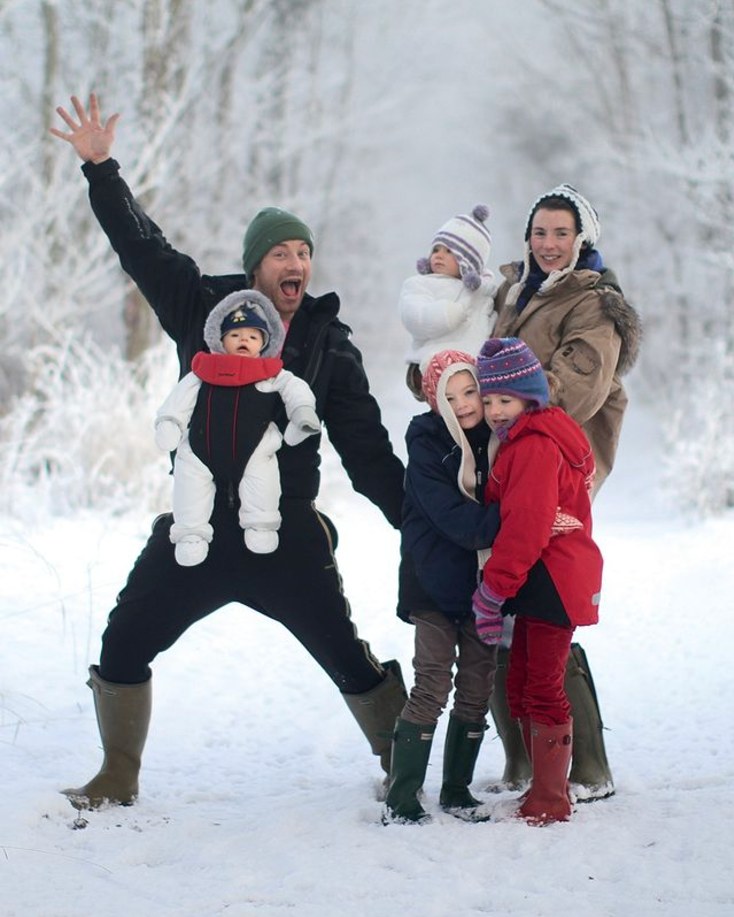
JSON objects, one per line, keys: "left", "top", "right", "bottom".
{"left": 155, "top": 418, "right": 183, "bottom": 451}
{"left": 472, "top": 582, "right": 505, "bottom": 645}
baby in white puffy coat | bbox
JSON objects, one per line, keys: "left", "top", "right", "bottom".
{"left": 399, "top": 204, "right": 497, "bottom": 400}
{"left": 155, "top": 290, "right": 320, "bottom": 566}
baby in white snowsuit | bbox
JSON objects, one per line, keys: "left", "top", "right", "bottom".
{"left": 155, "top": 289, "right": 320, "bottom": 566}
{"left": 399, "top": 204, "right": 497, "bottom": 400}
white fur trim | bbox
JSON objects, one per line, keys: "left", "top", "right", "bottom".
{"left": 203, "top": 289, "right": 285, "bottom": 357}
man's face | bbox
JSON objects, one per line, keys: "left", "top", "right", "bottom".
{"left": 251, "top": 240, "right": 312, "bottom": 319}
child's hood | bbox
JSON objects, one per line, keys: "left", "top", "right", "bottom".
{"left": 203, "top": 289, "right": 285, "bottom": 358}
{"left": 506, "top": 406, "right": 595, "bottom": 477}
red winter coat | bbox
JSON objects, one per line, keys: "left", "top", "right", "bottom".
{"left": 482, "top": 406, "right": 602, "bottom": 627}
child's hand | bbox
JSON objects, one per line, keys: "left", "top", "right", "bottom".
{"left": 284, "top": 406, "right": 320, "bottom": 446}
{"left": 472, "top": 582, "right": 504, "bottom": 645}
{"left": 155, "top": 418, "right": 183, "bottom": 451}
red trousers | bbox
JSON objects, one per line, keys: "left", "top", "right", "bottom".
{"left": 506, "top": 616, "right": 574, "bottom": 726}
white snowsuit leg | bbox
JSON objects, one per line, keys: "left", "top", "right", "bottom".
{"left": 239, "top": 422, "right": 283, "bottom": 554}
{"left": 169, "top": 437, "right": 215, "bottom": 565}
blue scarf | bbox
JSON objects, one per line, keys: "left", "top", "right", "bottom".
{"left": 515, "top": 247, "right": 604, "bottom": 312}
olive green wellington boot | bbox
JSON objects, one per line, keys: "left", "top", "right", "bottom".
{"left": 439, "top": 716, "right": 491, "bottom": 822}
{"left": 383, "top": 718, "right": 436, "bottom": 824}
{"left": 342, "top": 660, "right": 408, "bottom": 779}
{"left": 566, "top": 644, "right": 615, "bottom": 801}
{"left": 61, "top": 665, "right": 152, "bottom": 810}
{"left": 486, "top": 646, "right": 531, "bottom": 791}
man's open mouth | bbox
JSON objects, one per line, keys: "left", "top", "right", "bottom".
{"left": 281, "top": 279, "right": 301, "bottom": 297}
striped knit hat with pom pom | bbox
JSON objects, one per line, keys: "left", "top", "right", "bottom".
{"left": 476, "top": 337, "right": 550, "bottom": 408}
{"left": 416, "top": 204, "right": 492, "bottom": 291}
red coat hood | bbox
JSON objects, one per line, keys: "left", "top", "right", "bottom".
{"left": 504, "top": 406, "right": 596, "bottom": 486}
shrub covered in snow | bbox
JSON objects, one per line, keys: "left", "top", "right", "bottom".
{"left": 662, "top": 353, "right": 734, "bottom": 516}
{"left": 0, "top": 335, "right": 177, "bottom": 520}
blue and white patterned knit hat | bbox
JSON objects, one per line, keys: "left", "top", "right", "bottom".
{"left": 477, "top": 337, "right": 549, "bottom": 408}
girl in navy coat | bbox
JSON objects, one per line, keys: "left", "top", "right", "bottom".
{"left": 384, "top": 350, "right": 500, "bottom": 824}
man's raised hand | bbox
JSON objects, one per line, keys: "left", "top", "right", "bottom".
{"left": 49, "top": 93, "right": 119, "bottom": 164}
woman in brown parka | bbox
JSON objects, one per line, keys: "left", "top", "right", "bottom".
{"left": 488, "top": 183, "right": 642, "bottom": 804}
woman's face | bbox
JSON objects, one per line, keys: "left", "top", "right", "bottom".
{"left": 529, "top": 207, "right": 578, "bottom": 273}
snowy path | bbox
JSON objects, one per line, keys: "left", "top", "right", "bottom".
{"left": 2, "top": 397, "right": 733, "bottom": 916}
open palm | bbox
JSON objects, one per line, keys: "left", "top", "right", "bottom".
{"left": 50, "top": 93, "right": 119, "bottom": 164}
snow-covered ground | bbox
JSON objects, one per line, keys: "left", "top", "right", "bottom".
{"left": 2, "top": 394, "right": 733, "bottom": 917}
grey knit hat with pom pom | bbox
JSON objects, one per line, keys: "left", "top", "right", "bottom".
{"left": 416, "top": 204, "right": 492, "bottom": 291}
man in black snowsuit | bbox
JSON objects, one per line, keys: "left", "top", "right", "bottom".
{"left": 51, "top": 93, "right": 407, "bottom": 809}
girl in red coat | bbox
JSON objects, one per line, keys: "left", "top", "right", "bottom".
{"left": 471, "top": 337, "right": 603, "bottom": 825}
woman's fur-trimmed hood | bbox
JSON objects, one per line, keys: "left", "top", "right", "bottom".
{"left": 500, "top": 262, "right": 642, "bottom": 377}
{"left": 203, "top": 289, "right": 285, "bottom": 358}
{"left": 598, "top": 286, "right": 642, "bottom": 376}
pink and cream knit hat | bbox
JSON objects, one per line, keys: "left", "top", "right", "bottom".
{"left": 421, "top": 349, "right": 485, "bottom": 499}
{"left": 421, "top": 349, "right": 478, "bottom": 412}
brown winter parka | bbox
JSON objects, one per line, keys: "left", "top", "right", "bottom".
{"left": 493, "top": 263, "right": 642, "bottom": 491}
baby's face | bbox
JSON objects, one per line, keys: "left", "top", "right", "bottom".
{"left": 222, "top": 327, "right": 265, "bottom": 356}
{"left": 429, "top": 244, "right": 461, "bottom": 279}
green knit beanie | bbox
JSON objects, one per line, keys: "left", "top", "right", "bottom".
{"left": 241, "top": 207, "right": 314, "bottom": 278}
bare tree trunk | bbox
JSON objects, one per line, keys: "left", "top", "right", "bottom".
{"left": 121, "top": 0, "right": 194, "bottom": 362}
{"left": 709, "top": 8, "right": 734, "bottom": 361}
{"left": 40, "top": 1, "right": 59, "bottom": 189}
{"left": 658, "top": 0, "right": 691, "bottom": 147}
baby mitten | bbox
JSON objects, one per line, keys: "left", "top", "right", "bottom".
{"left": 284, "top": 406, "right": 320, "bottom": 446}
{"left": 154, "top": 418, "right": 183, "bottom": 451}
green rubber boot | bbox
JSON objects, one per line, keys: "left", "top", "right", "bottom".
{"left": 342, "top": 659, "right": 408, "bottom": 777}
{"left": 566, "top": 644, "right": 615, "bottom": 801}
{"left": 487, "top": 646, "right": 531, "bottom": 791}
{"left": 61, "top": 665, "right": 152, "bottom": 810}
{"left": 440, "top": 715, "right": 491, "bottom": 821}
{"left": 383, "top": 718, "right": 436, "bottom": 824}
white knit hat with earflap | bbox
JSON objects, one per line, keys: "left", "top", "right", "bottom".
{"left": 506, "top": 184, "right": 601, "bottom": 306}
{"left": 524, "top": 183, "right": 600, "bottom": 248}
{"left": 416, "top": 204, "right": 492, "bottom": 292}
